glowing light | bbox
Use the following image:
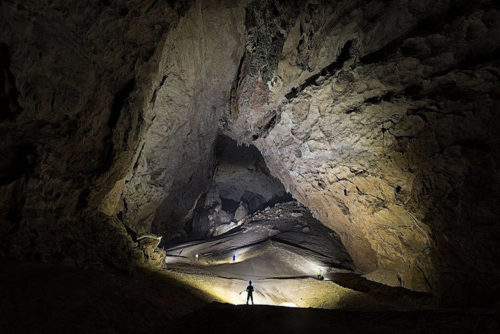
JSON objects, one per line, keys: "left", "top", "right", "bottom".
{"left": 280, "top": 302, "right": 298, "bottom": 307}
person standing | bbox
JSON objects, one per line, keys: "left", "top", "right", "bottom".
{"left": 246, "top": 281, "right": 254, "bottom": 305}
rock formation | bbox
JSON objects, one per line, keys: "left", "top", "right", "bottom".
{"left": 224, "top": 0, "right": 500, "bottom": 305}
{"left": 0, "top": 0, "right": 499, "bottom": 307}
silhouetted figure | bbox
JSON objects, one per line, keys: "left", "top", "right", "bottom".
{"left": 246, "top": 281, "right": 254, "bottom": 305}
{"left": 233, "top": 254, "right": 236, "bottom": 262}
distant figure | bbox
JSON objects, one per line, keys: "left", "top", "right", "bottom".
{"left": 233, "top": 254, "right": 236, "bottom": 262}
{"left": 195, "top": 253, "right": 199, "bottom": 261}
{"left": 246, "top": 281, "right": 254, "bottom": 305}
{"left": 317, "top": 268, "right": 323, "bottom": 280}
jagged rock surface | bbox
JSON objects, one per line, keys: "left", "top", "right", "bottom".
{"left": 120, "top": 2, "right": 247, "bottom": 238}
{"left": 0, "top": 0, "right": 190, "bottom": 269}
{"left": 224, "top": 0, "right": 500, "bottom": 305}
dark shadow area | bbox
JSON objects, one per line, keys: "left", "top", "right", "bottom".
{"left": 172, "top": 302, "right": 499, "bottom": 334}
{"left": 330, "top": 273, "right": 434, "bottom": 309}
{"left": 4, "top": 260, "right": 498, "bottom": 334}
{"left": 0, "top": 43, "right": 21, "bottom": 120}
{"left": 0, "top": 260, "right": 210, "bottom": 334}
{"left": 221, "top": 197, "right": 239, "bottom": 215}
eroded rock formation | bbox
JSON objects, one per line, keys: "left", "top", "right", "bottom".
{"left": 185, "top": 135, "right": 290, "bottom": 238}
{"left": 0, "top": 0, "right": 194, "bottom": 269}
{"left": 224, "top": 0, "right": 500, "bottom": 305}
{"left": 0, "top": 0, "right": 499, "bottom": 306}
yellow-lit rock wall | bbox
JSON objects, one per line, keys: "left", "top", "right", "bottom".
{"left": 224, "top": 0, "right": 500, "bottom": 305}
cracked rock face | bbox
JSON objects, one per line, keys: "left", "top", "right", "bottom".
{"left": 0, "top": 0, "right": 194, "bottom": 269}
{"left": 118, "top": 1, "right": 247, "bottom": 238}
{"left": 0, "top": 0, "right": 499, "bottom": 307}
{"left": 224, "top": 0, "right": 500, "bottom": 305}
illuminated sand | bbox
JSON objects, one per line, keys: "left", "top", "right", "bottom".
{"left": 162, "top": 202, "right": 388, "bottom": 309}
{"left": 163, "top": 268, "right": 382, "bottom": 309}
{"left": 162, "top": 202, "right": 437, "bottom": 310}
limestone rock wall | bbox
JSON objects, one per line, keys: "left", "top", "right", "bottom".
{"left": 225, "top": 0, "right": 500, "bottom": 305}
{"left": 0, "top": 0, "right": 189, "bottom": 268}
{"left": 0, "top": 0, "right": 250, "bottom": 268}
{"left": 120, "top": 1, "right": 247, "bottom": 238}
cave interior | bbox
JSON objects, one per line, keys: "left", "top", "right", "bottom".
{"left": 0, "top": 0, "right": 499, "bottom": 333}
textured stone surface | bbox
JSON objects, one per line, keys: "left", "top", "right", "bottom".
{"left": 0, "top": 0, "right": 189, "bottom": 268}
{"left": 224, "top": 0, "right": 500, "bottom": 305}
{"left": 120, "top": 1, "right": 247, "bottom": 238}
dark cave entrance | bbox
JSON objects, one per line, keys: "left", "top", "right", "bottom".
{"left": 220, "top": 197, "right": 239, "bottom": 215}
{"left": 182, "top": 134, "right": 293, "bottom": 239}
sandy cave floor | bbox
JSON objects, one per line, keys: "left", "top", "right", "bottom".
{"left": 1, "top": 260, "right": 498, "bottom": 334}
{"left": 162, "top": 207, "right": 433, "bottom": 310}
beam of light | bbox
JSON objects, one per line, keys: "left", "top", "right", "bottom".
{"left": 163, "top": 267, "right": 376, "bottom": 310}
{"left": 280, "top": 302, "right": 298, "bottom": 307}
